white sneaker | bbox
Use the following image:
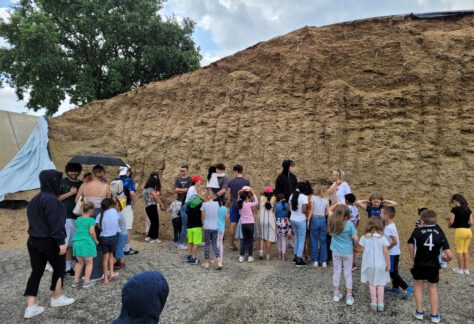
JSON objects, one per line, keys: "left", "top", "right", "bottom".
{"left": 313, "top": 261, "right": 319, "bottom": 267}
{"left": 202, "top": 262, "right": 209, "bottom": 269}
{"left": 24, "top": 304, "right": 45, "bottom": 319}
{"left": 45, "top": 263, "right": 53, "bottom": 272}
{"left": 453, "top": 268, "right": 464, "bottom": 275}
{"left": 51, "top": 295, "right": 75, "bottom": 307}
{"left": 178, "top": 244, "right": 188, "bottom": 250}
{"left": 144, "top": 237, "right": 151, "bottom": 242}
{"left": 333, "top": 291, "right": 342, "bottom": 302}
{"left": 322, "top": 262, "right": 328, "bottom": 268}
{"left": 239, "top": 256, "right": 245, "bottom": 262}
{"left": 248, "top": 256, "right": 255, "bottom": 262}
{"left": 465, "top": 270, "right": 470, "bottom": 275}
{"left": 149, "top": 239, "right": 162, "bottom": 243}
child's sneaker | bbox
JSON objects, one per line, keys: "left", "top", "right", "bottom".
{"left": 190, "top": 258, "right": 200, "bottom": 265}
{"left": 71, "top": 280, "right": 82, "bottom": 288}
{"left": 248, "top": 256, "right": 255, "bottom": 262}
{"left": 259, "top": 250, "right": 264, "bottom": 259}
{"left": 430, "top": 314, "right": 441, "bottom": 323}
{"left": 377, "top": 304, "right": 384, "bottom": 312}
{"left": 453, "top": 268, "right": 464, "bottom": 275}
{"left": 345, "top": 295, "right": 354, "bottom": 306}
{"left": 24, "top": 304, "right": 45, "bottom": 319}
{"left": 216, "top": 262, "right": 223, "bottom": 270}
{"left": 312, "top": 261, "right": 319, "bottom": 267}
{"left": 322, "top": 262, "right": 327, "bottom": 268}
{"left": 266, "top": 254, "right": 271, "bottom": 261}
{"left": 51, "top": 295, "right": 75, "bottom": 307}
{"left": 82, "top": 281, "right": 94, "bottom": 288}
{"left": 440, "top": 261, "right": 447, "bottom": 269}
{"left": 414, "top": 311, "right": 425, "bottom": 320}
{"left": 332, "top": 291, "right": 342, "bottom": 302}
{"left": 370, "top": 303, "right": 377, "bottom": 311}
{"left": 178, "top": 244, "right": 188, "bottom": 250}
{"left": 145, "top": 237, "right": 151, "bottom": 241}
{"left": 464, "top": 269, "right": 470, "bottom": 275}
{"left": 202, "top": 262, "right": 209, "bottom": 269}
{"left": 185, "top": 255, "right": 192, "bottom": 262}
{"left": 239, "top": 256, "right": 245, "bottom": 263}
{"left": 402, "top": 286, "right": 413, "bottom": 300}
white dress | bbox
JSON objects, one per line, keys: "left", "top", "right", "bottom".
{"left": 359, "top": 233, "right": 391, "bottom": 285}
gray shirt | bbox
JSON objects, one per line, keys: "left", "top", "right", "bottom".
{"left": 201, "top": 201, "right": 220, "bottom": 230}
{"left": 174, "top": 176, "right": 192, "bottom": 202}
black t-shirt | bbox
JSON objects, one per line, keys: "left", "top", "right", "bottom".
{"left": 175, "top": 176, "right": 192, "bottom": 203}
{"left": 407, "top": 224, "right": 450, "bottom": 268}
{"left": 450, "top": 206, "right": 472, "bottom": 228}
{"left": 186, "top": 203, "right": 203, "bottom": 228}
{"left": 59, "top": 178, "right": 83, "bottom": 219}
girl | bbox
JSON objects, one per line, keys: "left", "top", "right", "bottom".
{"left": 217, "top": 199, "right": 228, "bottom": 266}
{"left": 289, "top": 182, "right": 309, "bottom": 267}
{"left": 238, "top": 188, "right": 258, "bottom": 262}
{"left": 96, "top": 198, "right": 121, "bottom": 284}
{"left": 356, "top": 192, "right": 397, "bottom": 219}
{"left": 448, "top": 194, "right": 473, "bottom": 275}
{"left": 72, "top": 202, "right": 99, "bottom": 288}
{"left": 309, "top": 185, "right": 329, "bottom": 267}
{"left": 206, "top": 165, "right": 220, "bottom": 193}
{"left": 256, "top": 186, "right": 277, "bottom": 260}
{"left": 201, "top": 190, "right": 221, "bottom": 270}
{"left": 143, "top": 172, "right": 167, "bottom": 243}
{"left": 275, "top": 194, "right": 291, "bottom": 260}
{"left": 359, "top": 217, "right": 391, "bottom": 312}
{"left": 329, "top": 204, "right": 359, "bottom": 305}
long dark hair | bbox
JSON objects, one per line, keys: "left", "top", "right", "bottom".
{"left": 291, "top": 182, "right": 307, "bottom": 211}
{"left": 207, "top": 166, "right": 216, "bottom": 181}
{"left": 264, "top": 192, "right": 273, "bottom": 210}
{"left": 237, "top": 191, "right": 249, "bottom": 210}
{"left": 144, "top": 172, "right": 161, "bottom": 191}
{"left": 451, "top": 194, "right": 468, "bottom": 209}
{"left": 98, "top": 198, "right": 115, "bottom": 229}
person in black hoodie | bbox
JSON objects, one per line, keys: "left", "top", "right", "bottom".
{"left": 274, "top": 160, "right": 298, "bottom": 202}
{"left": 23, "top": 170, "right": 75, "bottom": 319}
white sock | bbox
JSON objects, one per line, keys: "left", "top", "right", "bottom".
{"left": 124, "top": 244, "right": 131, "bottom": 252}
{"left": 65, "top": 260, "right": 72, "bottom": 271}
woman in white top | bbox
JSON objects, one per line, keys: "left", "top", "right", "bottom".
{"left": 289, "top": 182, "right": 309, "bottom": 267}
{"left": 326, "top": 169, "right": 351, "bottom": 204}
{"left": 76, "top": 165, "right": 111, "bottom": 214}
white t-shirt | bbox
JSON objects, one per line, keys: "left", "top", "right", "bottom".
{"left": 185, "top": 185, "right": 197, "bottom": 202}
{"left": 335, "top": 182, "right": 351, "bottom": 203}
{"left": 384, "top": 223, "right": 401, "bottom": 256}
{"left": 206, "top": 173, "right": 219, "bottom": 189}
{"left": 312, "top": 196, "right": 329, "bottom": 217}
{"left": 201, "top": 201, "right": 219, "bottom": 230}
{"left": 289, "top": 193, "right": 308, "bottom": 222}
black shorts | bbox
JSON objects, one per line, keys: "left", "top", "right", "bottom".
{"left": 411, "top": 266, "right": 439, "bottom": 284}
{"left": 99, "top": 235, "right": 117, "bottom": 254}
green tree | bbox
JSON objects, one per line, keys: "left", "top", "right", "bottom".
{"left": 0, "top": 0, "right": 201, "bottom": 115}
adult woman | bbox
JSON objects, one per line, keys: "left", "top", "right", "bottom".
{"left": 290, "top": 182, "right": 310, "bottom": 267}
{"left": 448, "top": 194, "right": 473, "bottom": 275}
{"left": 326, "top": 169, "right": 351, "bottom": 204}
{"left": 275, "top": 160, "right": 298, "bottom": 202}
{"left": 143, "top": 172, "right": 167, "bottom": 243}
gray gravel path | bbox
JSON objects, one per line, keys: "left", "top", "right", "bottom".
{"left": 1, "top": 241, "right": 473, "bottom": 324}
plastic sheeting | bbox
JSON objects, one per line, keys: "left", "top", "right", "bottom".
{"left": 410, "top": 10, "right": 474, "bottom": 20}
{"left": 0, "top": 117, "right": 56, "bottom": 201}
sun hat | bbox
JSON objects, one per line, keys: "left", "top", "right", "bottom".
{"left": 263, "top": 186, "right": 273, "bottom": 193}
{"left": 191, "top": 175, "right": 204, "bottom": 182}
{"left": 119, "top": 164, "right": 131, "bottom": 176}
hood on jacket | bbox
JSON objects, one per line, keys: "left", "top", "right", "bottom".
{"left": 281, "top": 160, "right": 294, "bottom": 174}
{"left": 113, "top": 271, "right": 169, "bottom": 324}
{"left": 39, "top": 169, "right": 63, "bottom": 196}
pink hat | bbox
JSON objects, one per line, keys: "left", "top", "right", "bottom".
{"left": 241, "top": 186, "right": 251, "bottom": 192}
{"left": 263, "top": 186, "right": 273, "bottom": 193}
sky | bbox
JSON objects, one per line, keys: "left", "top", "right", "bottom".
{"left": 0, "top": 0, "right": 472, "bottom": 116}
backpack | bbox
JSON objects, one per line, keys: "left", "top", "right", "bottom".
{"left": 110, "top": 179, "right": 127, "bottom": 208}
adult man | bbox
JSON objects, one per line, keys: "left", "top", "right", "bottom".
{"left": 174, "top": 165, "right": 192, "bottom": 249}
{"left": 24, "top": 170, "right": 75, "bottom": 319}
{"left": 228, "top": 165, "right": 250, "bottom": 251}
{"left": 275, "top": 160, "right": 298, "bottom": 202}
{"left": 118, "top": 166, "right": 139, "bottom": 255}
{"left": 215, "top": 163, "right": 229, "bottom": 203}
{"left": 58, "top": 163, "right": 83, "bottom": 276}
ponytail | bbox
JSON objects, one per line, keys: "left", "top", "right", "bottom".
{"left": 238, "top": 191, "right": 249, "bottom": 210}
{"left": 264, "top": 192, "right": 273, "bottom": 210}
{"left": 291, "top": 182, "right": 307, "bottom": 211}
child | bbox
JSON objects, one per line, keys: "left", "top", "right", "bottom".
{"left": 96, "top": 198, "right": 120, "bottom": 284}
{"left": 309, "top": 186, "right": 329, "bottom": 267}
{"left": 415, "top": 208, "right": 428, "bottom": 228}
{"left": 275, "top": 194, "right": 291, "bottom": 260}
{"left": 359, "top": 217, "right": 391, "bottom": 312}
{"left": 408, "top": 209, "right": 453, "bottom": 323}
{"left": 328, "top": 204, "right": 358, "bottom": 305}
{"left": 289, "top": 182, "right": 310, "bottom": 267}
{"left": 186, "top": 193, "right": 203, "bottom": 265}
{"left": 114, "top": 199, "right": 128, "bottom": 272}
{"left": 356, "top": 192, "right": 397, "bottom": 219}
{"left": 168, "top": 200, "right": 183, "bottom": 244}
{"left": 72, "top": 202, "right": 99, "bottom": 288}
{"left": 345, "top": 193, "right": 359, "bottom": 271}
{"left": 448, "top": 194, "right": 473, "bottom": 275}
{"left": 381, "top": 206, "right": 412, "bottom": 299}
{"left": 238, "top": 188, "right": 258, "bottom": 262}
{"left": 257, "top": 186, "right": 277, "bottom": 260}
{"left": 217, "top": 199, "right": 228, "bottom": 266}
{"left": 200, "top": 190, "right": 221, "bottom": 270}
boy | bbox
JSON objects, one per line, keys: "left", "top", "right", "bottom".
{"left": 186, "top": 194, "right": 203, "bottom": 265}
{"left": 345, "top": 193, "right": 359, "bottom": 271}
{"left": 381, "top": 206, "right": 412, "bottom": 299}
{"left": 407, "top": 209, "right": 452, "bottom": 323}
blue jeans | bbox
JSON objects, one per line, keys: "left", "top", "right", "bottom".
{"left": 114, "top": 233, "right": 128, "bottom": 260}
{"left": 291, "top": 220, "right": 306, "bottom": 257}
{"left": 178, "top": 202, "right": 189, "bottom": 244}
{"left": 310, "top": 217, "right": 327, "bottom": 262}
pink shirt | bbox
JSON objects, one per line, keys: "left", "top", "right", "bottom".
{"left": 240, "top": 194, "right": 258, "bottom": 224}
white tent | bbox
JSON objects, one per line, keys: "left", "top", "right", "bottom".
{"left": 0, "top": 110, "right": 56, "bottom": 201}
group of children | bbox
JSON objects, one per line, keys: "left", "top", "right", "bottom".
{"left": 168, "top": 174, "right": 470, "bottom": 323}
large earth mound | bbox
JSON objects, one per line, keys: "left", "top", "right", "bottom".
{"left": 48, "top": 13, "right": 474, "bottom": 240}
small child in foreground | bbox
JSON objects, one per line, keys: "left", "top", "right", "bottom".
{"left": 408, "top": 209, "right": 453, "bottom": 323}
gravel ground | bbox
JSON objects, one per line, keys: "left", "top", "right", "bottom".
{"left": 1, "top": 240, "right": 473, "bottom": 324}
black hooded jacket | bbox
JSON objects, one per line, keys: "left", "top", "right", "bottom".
{"left": 27, "top": 169, "right": 67, "bottom": 245}
{"left": 274, "top": 160, "right": 298, "bottom": 201}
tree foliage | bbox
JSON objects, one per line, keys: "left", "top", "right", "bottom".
{"left": 0, "top": 0, "right": 201, "bottom": 115}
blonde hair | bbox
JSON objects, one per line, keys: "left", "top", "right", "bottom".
{"left": 313, "top": 185, "right": 323, "bottom": 196}
{"left": 365, "top": 217, "right": 384, "bottom": 235}
{"left": 332, "top": 169, "right": 345, "bottom": 180}
{"left": 202, "top": 189, "right": 216, "bottom": 202}
{"left": 82, "top": 202, "right": 95, "bottom": 214}
{"left": 92, "top": 165, "right": 105, "bottom": 180}
{"left": 328, "top": 205, "right": 351, "bottom": 236}
{"left": 369, "top": 192, "right": 384, "bottom": 202}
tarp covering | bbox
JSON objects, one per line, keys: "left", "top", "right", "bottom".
{"left": 0, "top": 117, "right": 56, "bottom": 201}
{"left": 410, "top": 10, "right": 474, "bottom": 20}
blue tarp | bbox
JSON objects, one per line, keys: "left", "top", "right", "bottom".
{"left": 0, "top": 117, "right": 56, "bottom": 201}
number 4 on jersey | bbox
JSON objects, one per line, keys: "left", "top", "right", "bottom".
{"left": 424, "top": 234, "right": 434, "bottom": 251}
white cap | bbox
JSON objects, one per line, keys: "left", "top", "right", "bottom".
{"left": 119, "top": 164, "right": 131, "bottom": 176}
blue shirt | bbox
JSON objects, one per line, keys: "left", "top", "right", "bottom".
{"left": 96, "top": 208, "right": 121, "bottom": 237}
{"left": 330, "top": 221, "right": 357, "bottom": 255}
{"left": 367, "top": 205, "right": 382, "bottom": 218}
{"left": 121, "top": 176, "right": 136, "bottom": 206}
{"left": 275, "top": 202, "right": 289, "bottom": 219}
{"left": 217, "top": 206, "right": 227, "bottom": 233}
